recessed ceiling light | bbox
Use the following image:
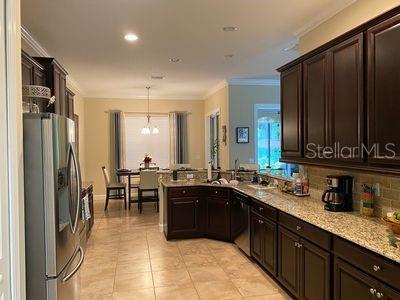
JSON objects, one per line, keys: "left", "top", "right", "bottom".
{"left": 151, "top": 75, "right": 164, "bottom": 80}
{"left": 124, "top": 33, "right": 139, "bottom": 41}
{"left": 223, "top": 26, "right": 238, "bottom": 32}
{"left": 169, "top": 58, "right": 181, "bottom": 63}
{"left": 224, "top": 54, "right": 234, "bottom": 59}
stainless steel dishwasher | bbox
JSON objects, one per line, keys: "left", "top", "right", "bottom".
{"left": 230, "top": 190, "right": 252, "bottom": 256}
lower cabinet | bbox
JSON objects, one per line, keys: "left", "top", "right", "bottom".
{"left": 206, "top": 196, "right": 230, "bottom": 240}
{"left": 251, "top": 212, "right": 277, "bottom": 276}
{"left": 278, "top": 226, "right": 331, "bottom": 300}
{"left": 167, "top": 196, "right": 203, "bottom": 239}
{"left": 334, "top": 258, "right": 400, "bottom": 300}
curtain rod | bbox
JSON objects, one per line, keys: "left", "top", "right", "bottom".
{"left": 104, "top": 110, "right": 191, "bottom": 115}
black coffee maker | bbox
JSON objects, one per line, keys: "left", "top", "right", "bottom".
{"left": 321, "top": 175, "right": 353, "bottom": 212}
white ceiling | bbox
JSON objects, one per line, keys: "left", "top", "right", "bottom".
{"left": 21, "top": 0, "right": 355, "bottom": 99}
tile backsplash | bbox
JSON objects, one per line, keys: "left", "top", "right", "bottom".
{"left": 302, "top": 165, "right": 400, "bottom": 217}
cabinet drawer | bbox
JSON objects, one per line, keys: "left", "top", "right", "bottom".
{"left": 252, "top": 201, "right": 277, "bottom": 222}
{"left": 279, "top": 212, "right": 331, "bottom": 250}
{"left": 207, "top": 187, "right": 230, "bottom": 198}
{"left": 334, "top": 236, "right": 400, "bottom": 289}
{"left": 168, "top": 187, "right": 201, "bottom": 198}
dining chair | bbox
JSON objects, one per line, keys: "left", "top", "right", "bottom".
{"left": 138, "top": 170, "right": 159, "bottom": 213}
{"left": 101, "top": 166, "right": 127, "bottom": 210}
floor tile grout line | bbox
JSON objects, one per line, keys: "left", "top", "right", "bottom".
{"left": 146, "top": 230, "right": 157, "bottom": 299}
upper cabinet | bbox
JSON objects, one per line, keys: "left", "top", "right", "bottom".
{"left": 66, "top": 88, "right": 75, "bottom": 119}
{"left": 328, "top": 33, "right": 364, "bottom": 163}
{"left": 303, "top": 52, "right": 329, "bottom": 158}
{"left": 280, "top": 64, "right": 302, "bottom": 158}
{"left": 33, "top": 57, "right": 68, "bottom": 117}
{"left": 278, "top": 7, "right": 400, "bottom": 174}
{"left": 367, "top": 14, "right": 400, "bottom": 166}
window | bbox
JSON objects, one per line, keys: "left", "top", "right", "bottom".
{"left": 206, "top": 111, "right": 220, "bottom": 168}
{"left": 124, "top": 115, "right": 170, "bottom": 169}
{"left": 255, "top": 104, "right": 298, "bottom": 176}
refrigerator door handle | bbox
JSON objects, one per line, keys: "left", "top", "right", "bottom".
{"left": 62, "top": 246, "right": 84, "bottom": 283}
{"left": 69, "top": 142, "right": 82, "bottom": 234}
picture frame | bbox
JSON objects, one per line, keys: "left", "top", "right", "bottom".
{"left": 236, "top": 127, "right": 249, "bottom": 143}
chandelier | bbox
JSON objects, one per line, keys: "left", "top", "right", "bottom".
{"left": 141, "top": 86, "right": 159, "bottom": 134}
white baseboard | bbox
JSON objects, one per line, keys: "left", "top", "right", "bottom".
{"left": 94, "top": 194, "right": 105, "bottom": 200}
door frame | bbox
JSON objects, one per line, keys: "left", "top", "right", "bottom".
{"left": 1, "top": 0, "right": 25, "bottom": 298}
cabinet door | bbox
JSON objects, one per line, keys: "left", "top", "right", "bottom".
{"left": 281, "top": 64, "right": 302, "bottom": 158}
{"left": 380, "top": 284, "right": 400, "bottom": 300}
{"left": 300, "top": 238, "right": 330, "bottom": 300}
{"left": 334, "top": 258, "right": 377, "bottom": 300}
{"left": 262, "top": 218, "right": 277, "bottom": 276}
{"left": 303, "top": 52, "right": 329, "bottom": 158}
{"left": 53, "top": 68, "right": 61, "bottom": 114}
{"left": 367, "top": 14, "right": 400, "bottom": 166}
{"left": 251, "top": 213, "right": 263, "bottom": 264}
{"left": 206, "top": 197, "right": 230, "bottom": 240}
{"left": 328, "top": 33, "right": 364, "bottom": 162}
{"left": 168, "top": 197, "right": 200, "bottom": 238}
{"left": 60, "top": 73, "right": 67, "bottom": 116}
{"left": 278, "top": 226, "right": 300, "bottom": 298}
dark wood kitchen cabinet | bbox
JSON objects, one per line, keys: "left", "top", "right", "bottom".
{"left": 21, "top": 51, "right": 47, "bottom": 112}
{"left": 34, "top": 57, "right": 68, "bottom": 117}
{"left": 278, "top": 225, "right": 331, "bottom": 300}
{"left": 367, "top": 13, "right": 400, "bottom": 166}
{"left": 66, "top": 88, "right": 75, "bottom": 119}
{"left": 280, "top": 64, "right": 303, "bottom": 158}
{"left": 278, "top": 226, "right": 301, "bottom": 298}
{"left": 303, "top": 52, "right": 329, "bottom": 158}
{"left": 167, "top": 196, "right": 203, "bottom": 239}
{"left": 250, "top": 211, "right": 277, "bottom": 276}
{"left": 206, "top": 195, "right": 230, "bottom": 241}
{"left": 166, "top": 187, "right": 204, "bottom": 239}
{"left": 328, "top": 33, "right": 364, "bottom": 162}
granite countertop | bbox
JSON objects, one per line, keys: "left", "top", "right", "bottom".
{"left": 161, "top": 180, "right": 400, "bottom": 264}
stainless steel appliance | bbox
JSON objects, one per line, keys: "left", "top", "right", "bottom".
{"left": 322, "top": 175, "right": 353, "bottom": 212}
{"left": 231, "top": 190, "right": 252, "bottom": 256}
{"left": 24, "top": 113, "right": 84, "bottom": 300}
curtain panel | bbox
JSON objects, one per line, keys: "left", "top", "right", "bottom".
{"left": 169, "top": 112, "right": 189, "bottom": 165}
{"left": 109, "top": 110, "right": 126, "bottom": 182}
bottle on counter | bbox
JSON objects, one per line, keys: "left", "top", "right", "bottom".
{"left": 294, "top": 178, "right": 303, "bottom": 195}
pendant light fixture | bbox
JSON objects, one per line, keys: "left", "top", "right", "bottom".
{"left": 141, "top": 87, "right": 159, "bottom": 134}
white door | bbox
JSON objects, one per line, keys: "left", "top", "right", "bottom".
{"left": 0, "top": 0, "right": 12, "bottom": 298}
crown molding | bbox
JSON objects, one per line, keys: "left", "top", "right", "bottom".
{"left": 228, "top": 78, "right": 280, "bottom": 86}
{"left": 21, "top": 25, "right": 86, "bottom": 96}
{"left": 293, "top": 0, "right": 357, "bottom": 38}
{"left": 203, "top": 80, "right": 228, "bottom": 99}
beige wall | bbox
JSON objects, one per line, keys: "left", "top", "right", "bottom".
{"left": 84, "top": 98, "right": 205, "bottom": 195}
{"left": 228, "top": 84, "right": 280, "bottom": 168}
{"left": 204, "top": 86, "right": 229, "bottom": 170}
{"left": 299, "top": 0, "right": 400, "bottom": 54}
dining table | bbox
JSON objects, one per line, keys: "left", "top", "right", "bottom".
{"left": 116, "top": 167, "right": 160, "bottom": 209}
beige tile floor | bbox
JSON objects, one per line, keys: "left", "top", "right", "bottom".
{"left": 80, "top": 199, "right": 291, "bottom": 300}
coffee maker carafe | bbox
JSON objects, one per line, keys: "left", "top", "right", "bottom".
{"left": 322, "top": 175, "right": 353, "bottom": 212}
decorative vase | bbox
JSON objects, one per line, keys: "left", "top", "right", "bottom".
{"left": 144, "top": 162, "right": 150, "bottom": 169}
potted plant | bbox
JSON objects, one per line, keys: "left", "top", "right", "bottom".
{"left": 143, "top": 154, "right": 152, "bottom": 169}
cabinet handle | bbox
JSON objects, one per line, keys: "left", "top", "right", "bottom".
{"left": 297, "top": 243, "right": 302, "bottom": 248}
{"left": 215, "top": 190, "right": 218, "bottom": 194}
{"left": 369, "top": 288, "right": 376, "bottom": 295}
{"left": 226, "top": 202, "right": 229, "bottom": 206}
{"left": 373, "top": 265, "right": 381, "bottom": 272}
{"left": 196, "top": 200, "right": 199, "bottom": 203}
{"left": 259, "top": 207, "right": 264, "bottom": 211}
{"left": 296, "top": 226, "right": 302, "bottom": 231}
{"left": 294, "top": 242, "right": 298, "bottom": 247}
{"left": 376, "top": 292, "right": 383, "bottom": 299}
{"left": 258, "top": 220, "right": 264, "bottom": 224}
{"left": 182, "top": 190, "right": 186, "bottom": 194}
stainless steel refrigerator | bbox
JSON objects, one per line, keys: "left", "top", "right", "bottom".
{"left": 24, "top": 113, "right": 84, "bottom": 300}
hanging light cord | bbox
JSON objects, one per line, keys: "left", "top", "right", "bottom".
{"left": 146, "top": 86, "right": 150, "bottom": 125}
